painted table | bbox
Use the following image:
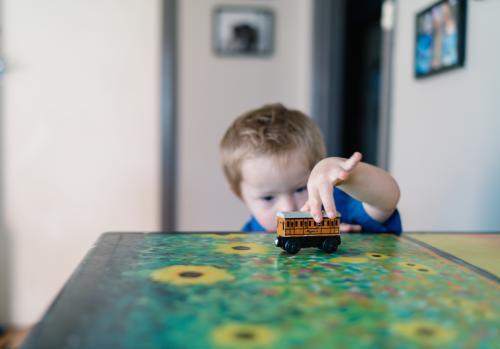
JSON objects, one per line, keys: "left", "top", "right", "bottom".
{"left": 23, "top": 232, "right": 500, "bottom": 349}
{"left": 407, "top": 233, "right": 500, "bottom": 277}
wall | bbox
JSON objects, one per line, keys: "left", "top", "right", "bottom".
{"left": 1, "top": 0, "right": 161, "bottom": 325}
{"left": 177, "top": 0, "right": 312, "bottom": 231}
{"left": 390, "top": 0, "right": 500, "bottom": 231}
{"left": 1, "top": 0, "right": 313, "bottom": 325}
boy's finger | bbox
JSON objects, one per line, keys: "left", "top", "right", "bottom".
{"left": 343, "top": 152, "right": 362, "bottom": 171}
{"left": 348, "top": 224, "right": 362, "bottom": 232}
{"left": 300, "top": 201, "right": 310, "bottom": 212}
{"left": 307, "top": 189, "right": 323, "bottom": 223}
{"left": 318, "top": 183, "right": 337, "bottom": 219}
{"left": 340, "top": 224, "right": 362, "bottom": 233}
{"left": 337, "top": 170, "right": 349, "bottom": 182}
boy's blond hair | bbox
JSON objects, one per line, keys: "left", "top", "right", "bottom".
{"left": 220, "top": 103, "right": 326, "bottom": 196}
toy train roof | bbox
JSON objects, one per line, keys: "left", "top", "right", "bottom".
{"left": 276, "top": 211, "right": 341, "bottom": 219}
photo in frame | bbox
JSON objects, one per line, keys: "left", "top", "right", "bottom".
{"left": 415, "top": 0, "right": 466, "bottom": 78}
{"left": 213, "top": 6, "right": 274, "bottom": 57}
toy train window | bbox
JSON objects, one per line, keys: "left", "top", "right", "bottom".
{"left": 281, "top": 217, "right": 340, "bottom": 229}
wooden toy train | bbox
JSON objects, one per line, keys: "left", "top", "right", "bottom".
{"left": 275, "top": 211, "right": 341, "bottom": 254}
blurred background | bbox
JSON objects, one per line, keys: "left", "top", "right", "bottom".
{"left": 0, "top": 0, "right": 499, "bottom": 328}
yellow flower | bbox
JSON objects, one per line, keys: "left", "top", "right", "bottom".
{"left": 212, "top": 323, "right": 277, "bottom": 348}
{"left": 463, "top": 304, "right": 497, "bottom": 319}
{"left": 261, "top": 286, "right": 286, "bottom": 297}
{"left": 365, "top": 252, "right": 390, "bottom": 260}
{"left": 150, "top": 265, "right": 234, "bottom": 285}
{"left": 216, "top": 242, "right": 269, "bottom": 255}
{"left": 201, "top": 233, "right": 246, "bottom": 239}
{"left": 330, "top": 256, "right": 368, "bottom": 264}
{"left": 398, "top": 261, "right": 437, "bottom": 274}
{"left": 441, "top": 297, "right": 473, "bottom": 308}
{"left": 442, "top": 298, "right": 497, "bottom": 319}
{"left": 391, "top": 321, "right": 456, "bottom": 346}
{"left": 303, "top": 297, "right": 327, "bottom": 307}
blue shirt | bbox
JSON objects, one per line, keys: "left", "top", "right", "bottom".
{"left": 242, "top": 187, "right": 402, "bottom": 234}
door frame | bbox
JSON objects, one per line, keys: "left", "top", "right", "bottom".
{"left": 161, "top": 0, "right": 177, "bottom": 231}
{"left": 311, "top": 0, "right": 346, "bottom": 157}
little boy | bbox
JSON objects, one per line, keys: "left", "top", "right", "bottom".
{"left": 220, "top": 104, "right": 401, "bottom": 233}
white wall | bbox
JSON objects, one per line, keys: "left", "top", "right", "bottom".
{"left": 177, "top": 0, "right": 312, "bottom": 231}
{"left": 390, "top": 0, "right": 500, "bottom": 231}
{"left": 1, "top": 0, "right": 161, "bottom": 325}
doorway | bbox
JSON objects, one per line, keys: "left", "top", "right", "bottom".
{"left": 313, "top": 0, "right": 393, "bottom": 167}
{"left": 342, "top": 0, "right": 383, "bottom": 165}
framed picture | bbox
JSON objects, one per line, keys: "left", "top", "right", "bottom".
{"left": 213, "top": 6, "right": 274, "bottom": 57}
{"left": 415, "top": 0, "right": 466, "bottom": 78}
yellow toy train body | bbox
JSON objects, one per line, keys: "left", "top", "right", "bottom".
{"left": 275, "top": 211, "right": 341, "bottom": 254}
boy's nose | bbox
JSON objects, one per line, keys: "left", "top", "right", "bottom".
{"left": 279, "top": 197, "right": 297, "bottom": 212}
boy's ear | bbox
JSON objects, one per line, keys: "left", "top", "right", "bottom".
{"left": 229, "top": 183, "right": 242, "bottom": 199}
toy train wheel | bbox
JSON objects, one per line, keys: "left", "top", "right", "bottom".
{"left": 284, "top": 239, "right": 301, "bottom": 254}
{"left": 321, "top": 237, "right": 338, "bottom": 253}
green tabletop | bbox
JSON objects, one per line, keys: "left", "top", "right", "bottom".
{"left": 23, "top": 232, "right": 500, "bottom": 349}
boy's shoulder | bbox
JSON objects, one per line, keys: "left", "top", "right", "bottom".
{"left": 241, "top": 216, "right": 266, "bottom": 232}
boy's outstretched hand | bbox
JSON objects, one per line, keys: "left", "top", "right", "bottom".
{"left": 300, "top": 152, "right": 363, "bottom": 224}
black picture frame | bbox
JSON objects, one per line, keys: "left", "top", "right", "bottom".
{"left": 415, "top": 0, "right": 467, "bottom": 78}
{"left": 213, "top": 6, "right": 274, "bottom": 57}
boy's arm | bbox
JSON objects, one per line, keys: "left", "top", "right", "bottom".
{"left": 301, "top": 152, "right": 400, "bottom": 223}
{"left": 337, "top": 160, "right": 401, "bottom": 222}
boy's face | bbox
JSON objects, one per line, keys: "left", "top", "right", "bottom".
{"left": 239, "top": 154, "right": 310, "bottom": 232}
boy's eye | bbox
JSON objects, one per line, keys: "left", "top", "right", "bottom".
{"left": 261, "top": 195, "right": 274, "bottom": 202}
{"left": 295, "top": 186, "right": 307, "bottom": 193}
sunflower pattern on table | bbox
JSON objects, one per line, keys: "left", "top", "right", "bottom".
{"left": 398, "top": 261, "right": 437, "bottom": 275}
{"left": 215, "top": 242, "right": 269, "bottom": 255}
{"left": 150, "top": 265, "right": 235, "bottom": 285}
{"left": 440, "top": 297, "right": 497, "bottom": 320}
{"left": 80, "top": 233, "right": 498, "bottom": 349}
{"left": 202, "top": 233, "right": 248, "bottom": 240}
{"left": 330, "top": 256, "right": 369, "bottom": 264}
{"left": 391, "top": 321, "right": 457, "bottom": 347}
{"left": 212, "top": 323, "right": 278, "bottom": 348}
{"left": 365, "top": 252, "right": 391, "bottom": 260}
